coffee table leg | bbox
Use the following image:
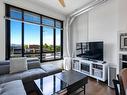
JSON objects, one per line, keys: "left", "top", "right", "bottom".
{"left": 53, "top": 75, "right": 56, "bottom": 93}
{"left": 84, "top": 84, "right": 86, "bottom": 95}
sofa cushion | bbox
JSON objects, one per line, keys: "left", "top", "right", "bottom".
{"left": 0, "top": 61, "right": 10, "bottom": 75}
{"left": 28, "top": 61, "right": 41, "bottom": 69}
{"left": 0, "top": 61, "right": 10, "bottom": 65}
{"left": 27, "top": 57, "right": 41, "bottom": 69}
{"left": 0, "top": 80, "right": 26, "bottom": 95}
{"left": 0, "top": 65, "right": 9, "bottom": 75}
{"left": 21, "top": 68, "right": 46, "bottom": 83}
{"left": 0, "top": 73, "right": 22, "bottom": 84}
{"left": 0, "top": 68, "right": 46, "bottom": 84}
{"left": 0, "top": 58, "right": 41, "bottom": 75}
{"left": 41, "top": 64, "right": 62, "bottom": 76}
{"left": 10, "top": 57, "right": 28, "bottom": 74}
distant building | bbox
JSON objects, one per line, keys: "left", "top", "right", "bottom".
{"left": 29, "top": 45, "right": 40, "bottom": 49}
{"left": 25, "top": 45, "right": 40, "bottom": 53}
{"left": 11, "top": 44, "right": 22, "bottom": 54}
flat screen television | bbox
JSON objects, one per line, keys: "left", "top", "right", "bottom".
{"left": 76, "top": 41, "right": 103, "bottom": 61}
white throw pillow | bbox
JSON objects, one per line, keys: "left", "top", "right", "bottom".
{"left": 10, "top": 57, "right": 28, "bottom": 74}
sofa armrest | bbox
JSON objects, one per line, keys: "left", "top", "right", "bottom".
{"left": 0, "top": 80, "right": 26, "bottom": 95}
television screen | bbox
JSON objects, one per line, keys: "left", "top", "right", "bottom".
{"left": 76, "top": 41, "right": 103, "bottom": 61}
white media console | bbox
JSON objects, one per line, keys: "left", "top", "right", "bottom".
{"left": 72, "top": 57, "right": 108, "bottom": 82}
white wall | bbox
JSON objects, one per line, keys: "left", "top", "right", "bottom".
{"left": 117, "top": 0, "right": 127, "bottom": 71}
{"left": 88, "top": 0, "right": 118, "bottom": 66}
{"left": 0, "top": 0, "right": 66, "bottom": 60}
{"left": 70, "top": 0, "right": 119, "bottom": 70}
{"left": 118, "top": 0, "right": 127, "bottom": 33}
{"left": 70, "top": 0, "right": 127, "bottom": 73}
{"left": 70, "top": 13, "right": 89, "bottom": 57}
{"left": 1, "top": 0, "right": 127, "bottom": 70}
{"left": 0, "top": 0, "right": 5, "bottom": 60}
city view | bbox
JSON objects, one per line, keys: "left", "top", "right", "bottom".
{"left": 11, "top": 43, "right": 61, "bottom": 60}
{"left": 10, "top": 17, "right": 62, "bottom": 61}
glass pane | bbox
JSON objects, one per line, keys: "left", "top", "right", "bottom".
{"left": 56, "top": 28, "right": 61, "bottom": 59}
{"left": 24, "top": 11, "right": 40, "bottom": 24}
{"left": 34, "top": 75, "right": 67, "bottom": 95}
{"left": 43, "top": 26, "right": 54, "bottom": 61}
{"left": 56, "top": 21, "right": 62, "bottom": 28}
{"left": 10, "top": 8, "right": 22, "bottom": 19}
{"left": 42, "top": 17, "right": 54, "bottom": 26}
{"left": 10, "top": 21, "right": 22, "bottom": 57}
{"left": 24, "top": 23, "right": 40, "bottom": 58}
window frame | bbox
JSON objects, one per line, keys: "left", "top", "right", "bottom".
{"left": 5, "top": 4, "right": 63, "bottom": 62}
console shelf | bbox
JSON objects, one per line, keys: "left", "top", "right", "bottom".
{"left": 72, "top": 57, "right": 108, "bottom": 82}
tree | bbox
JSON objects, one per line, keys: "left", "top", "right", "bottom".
{"left": 24, "top": 45, "right": 28, "bottom": 49}
{"left": 56, "top": 45, "right": 61, "bottom": 52}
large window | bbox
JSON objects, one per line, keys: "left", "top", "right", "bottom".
{"left": 6, "top": 5, "right": 63, "bottom": 62}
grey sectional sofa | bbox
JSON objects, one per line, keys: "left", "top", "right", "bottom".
{"left": 0, "top": 80, "right": 27, "bottom": 95}
{"left": 0, "top": 58, "right": 63, "bottom": 94}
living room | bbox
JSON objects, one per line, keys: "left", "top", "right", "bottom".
{"left": 0, "top": 0, "right": 127, "bottom": 95}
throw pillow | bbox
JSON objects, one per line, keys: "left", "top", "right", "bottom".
{"left": 27, "top": 57, "right": 40, "bottom": 69}
{"left": 10, "top": 57, "right": 27, "bottom": 74}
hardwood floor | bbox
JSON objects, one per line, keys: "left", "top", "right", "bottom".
{"left": 29, "top": 77, "right": 115, "bottom": 95}
{"left": 79, "top": 78, "right": 115, "bottom": 95}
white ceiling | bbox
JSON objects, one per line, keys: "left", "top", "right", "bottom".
{"left": 29, "top": 0, "right": 95, "bottom": 15}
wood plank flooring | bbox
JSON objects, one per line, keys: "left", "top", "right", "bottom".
{"left": 29, "top": 77, "right": 115, "bottom": 95}
{"left": 79, "top": 78, "right": 115, "bottom": 95}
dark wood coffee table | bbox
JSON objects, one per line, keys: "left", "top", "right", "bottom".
{"left": 34, "top": 70, "right": 88, "bottom": 95}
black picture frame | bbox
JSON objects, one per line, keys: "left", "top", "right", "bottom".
{"left": 120, "top": 33, "right": 127, "bottom": 51}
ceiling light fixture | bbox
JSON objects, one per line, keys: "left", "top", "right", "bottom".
{"left": 58, "top": 0, "right": 66, "bottom": 7}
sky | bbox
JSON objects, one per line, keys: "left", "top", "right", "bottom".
{"left": 11, "top": 20, "right": 61, "bottom": 46}
{"left": 10, "top": 9, "right": 61, "bottom": 46}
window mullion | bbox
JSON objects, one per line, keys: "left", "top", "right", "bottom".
{"left": 54, "top": 21, "right": 56, "bottom": 59}
{"left": 40, "top": 16, "right": 43, "bottom": 63}
{"left": 5, "top": 5, "right": 11, "bottom": 60}
{"left": 22, "top": 11, "right": 24, "bottom": 57}
{"left": 61, "top": 22, "right": 63, "bottom": 59}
